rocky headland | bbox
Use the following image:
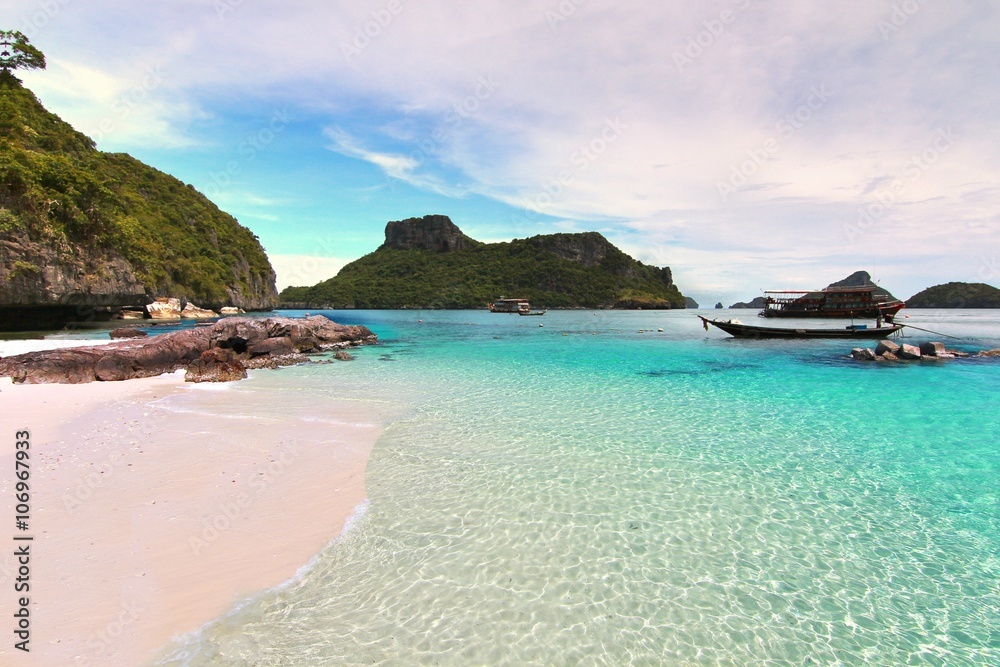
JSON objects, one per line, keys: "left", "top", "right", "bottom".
{"left": 0, "top": 71, "right": 277, "bottom": 331}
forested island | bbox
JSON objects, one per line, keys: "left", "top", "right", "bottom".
{"left": 280, "top": 215, "right": 687, "bottom": 310}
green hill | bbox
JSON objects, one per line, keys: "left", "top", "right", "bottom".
{"left": 279, "top": 215, "right": 686, "bottom": 309}
{"left": 906, "top": 282, "right": 1000, "bottom": 308}
{"left": 0, "top": 68, "right": 276, "bottom": 329}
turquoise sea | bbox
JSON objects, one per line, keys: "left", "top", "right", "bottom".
{"left": 102, "top": 310, "right": 1000, "bottom": 664}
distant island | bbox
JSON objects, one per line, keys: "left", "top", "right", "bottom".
{"left": 279, "top": 215, "right": 688, "bottom": 310}
{"left": 730, "top": 297, "right": 766, "bottom": 309}
{"left": 906, "top": 282, "right": 1000, "bottom": 308}
{"left": 0, "top": 44, "right": 277, "bottom": 331}
{"left": 729, "top": 271, "right": 900, "bottom": 309}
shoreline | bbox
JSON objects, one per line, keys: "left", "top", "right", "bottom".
{"left": 0, "top": 370, "right": 387, "bottom": 666}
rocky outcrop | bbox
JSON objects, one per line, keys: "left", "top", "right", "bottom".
{"left": 852, "top": 340, "right": 973, "bottom": 362}
{"left": 184, "top": 348, "right": 247, "bottom": 383}
{"left": 0, "top": 315, "right": 376, "bottom": 384}
{"left": 382, "top": 214, "right": 473, "bottom": 253}
{"left": 147, "top": 298, "right": 181, "bottom": 319}
{"left": 684, "top": 296, "right": 699, "bottom": 308}
{"left": 109, "top": 327, "right": 147, "bottom": 339}
{"left": 181, "top": 302, "right": 219, "bottom": 318}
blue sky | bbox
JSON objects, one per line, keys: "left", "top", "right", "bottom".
{"left": 6, "top": 0, "right": 999, "bottom": 304}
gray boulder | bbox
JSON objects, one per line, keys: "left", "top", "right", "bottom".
{"left": 897, "top": 343, "right": 922, "bottom": 359}
{"left": 851, "top": 348, "right": 877, "bottom": 361}
{"left": 919, "top": 341, "right": 947, "bottom": 357}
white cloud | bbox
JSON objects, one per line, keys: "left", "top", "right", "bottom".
{"left": 11, "top": 0, "right": 999, "bottom": 299}
{"left": 268, "top": 254, "right": 353, "bottom": 292}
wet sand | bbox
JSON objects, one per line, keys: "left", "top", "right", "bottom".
{"left": 0, "top": 371, "right": 383, "bottom": 666}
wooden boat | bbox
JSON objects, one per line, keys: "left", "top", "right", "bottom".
{"left": 518, "top": 309, "right": 547, "bottom": 316}
{"left": 761, "top": 286, "right": 904, "bottom": 320}
{"left": 488, "top": 298, "right": 530, "bottom": 313}
{"left": 699, "top": 316, "right": 903, "bottom": 339}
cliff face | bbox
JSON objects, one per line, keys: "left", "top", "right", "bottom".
{"left": 0, "top": 72, "right": 277, "bottom": 330}
{"left": 382, "top": 214, "right": 476, "bottom": 252}
{"left": 279, "top": 215, "right": 687, "bottom": 309}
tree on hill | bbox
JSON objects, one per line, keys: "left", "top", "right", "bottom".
{"left": 0, "top": 31, "right": 46, "bottom": 76}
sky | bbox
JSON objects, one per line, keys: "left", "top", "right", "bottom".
{"left": 5, "top": 0, "right": 999, "bottom": 305}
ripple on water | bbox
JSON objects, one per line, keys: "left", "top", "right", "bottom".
{"left": 154, "top": 312, "right": 1000, "bottom": 666}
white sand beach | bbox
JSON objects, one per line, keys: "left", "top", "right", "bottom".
{"left": 0, "top": 371, "right": 384, "bottom": 666}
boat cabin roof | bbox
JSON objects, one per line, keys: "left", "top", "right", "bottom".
{"left": 764, "top": 286, "right": 878, "bottom": 295}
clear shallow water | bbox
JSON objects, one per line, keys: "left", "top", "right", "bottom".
{"left": 141, "top": 309, "right": 998, "bottom": 666}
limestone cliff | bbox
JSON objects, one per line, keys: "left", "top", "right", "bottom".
{"left": 0, "top": 71, "right": 277, "bottom": 330}
{"left": 382, "top": 214, "right": 477, "bottom": 253}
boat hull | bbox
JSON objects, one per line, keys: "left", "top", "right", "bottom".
{"left": 761, "top": 302, "right": 905, "bottom": 319}
{"left": 699, "top": 316, "right": 902, "bottom": 339}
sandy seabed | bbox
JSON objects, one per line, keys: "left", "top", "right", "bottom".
{"left": 0, "top": 371, "right": 383, "bottom": 666}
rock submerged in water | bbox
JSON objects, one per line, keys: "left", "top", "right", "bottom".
{"left": 0, "top": 315, "right": 376, "bottom": 384}
{"left": 852, "top": 339, "right": 983, "bottom": 362}
{"left": 109, "top": 327, "right": 148, "bottom": 339}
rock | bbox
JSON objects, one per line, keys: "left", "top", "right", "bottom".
{"left": 334, "top": 351, "right": 355, "bottom": 361}
{"left": 94, "top": 355, "right": 135, "bottom": 381}
{"left": 248, "top": 337, "right": 297, "bottom": 357}
{"left": 0, "top": 315, "right": 376, "bottom": 384}
{"left": 879, "top": 351, "right": 899, "bottom": 361}
{"left": 185, "top": 348, "right": 247, "bottom": 383}
{"left": 851, "top": 348, "right": 877, "bottom": 361}
{"left": 919, "top": 341, "right": 947, "bottom": 357}
{"left": 383, "top": 214, "right": 471, "bottom": 253}
{"left": 147, "top": 297, "right": 181, "bottom": 319}
{"left": 897, "top": 343, "right": 922, "bottom": 359}
{"left": 683, "top": 296, "right": 699, "bottom": 308}
{"left": 715, "top": 302, "right": 723, "bottom": 309}
{"left": 109, "top": 327, "right": 148, "bottom": 339}
{"left": 875, "top": 339, "right": 901, "bottom": 356}
{"left": 181, "top": 303, "right": 219, "bottom": 319}
{"left": 978, "top": 348, "right": 1000, "bottom": 357}
{"left": 120, "top": 309, "right": 146, "bottom": 320}
{"left": 219, "top": 306, "right": 244, "bottom": 315}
